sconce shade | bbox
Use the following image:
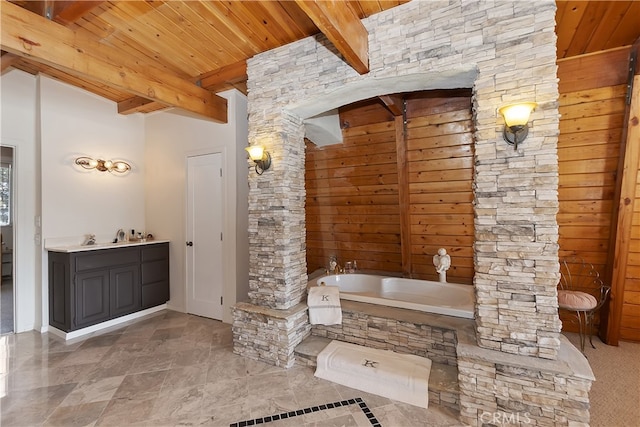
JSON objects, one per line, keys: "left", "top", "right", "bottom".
{"left": 75, "top": 156, "right": 131, "bottom": 174}
{"left": 498, "top": 102, "right": 537, "bottom": 149}
{"left": 245, "top": 145, "right": 265, "bottom": 161}
{"left": 245, "top": 145, "right": 271, "bottom": 175}
{"left": 499, "top": 102, "right": 537, "bottom": 127}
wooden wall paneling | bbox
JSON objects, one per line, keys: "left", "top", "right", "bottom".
{"left": 557, "top": 46, "right": 631, "bottom": 93}
{"left": 304, "top": 104, "right": 401, "bottom": 273}
{"left": 405, "top": 96, "right": 474, "bottom": 285}
{"left": 614, "top": 73, "right": 640, "bottom": 342}
{"left": 557, "top": 49, "right": 631, "bottom": 336}
{"left": 395, "top": 110, "right": 412, "bottom": 278}
{"left": 305, "top": 92, "right": 474, "bottom": 283}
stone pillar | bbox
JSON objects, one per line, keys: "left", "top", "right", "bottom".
{"left": 247, "top": 112, "right": 308, "bottom": 309}
{"left": 471, "top": 4, "right": 562, "bottom": 359}
{"left": 233, "top": 111, "right": 311, "bottom": 367}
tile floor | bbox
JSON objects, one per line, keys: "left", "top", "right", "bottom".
{"left": 0, "top": 310, "right": 461, "bottom": 426}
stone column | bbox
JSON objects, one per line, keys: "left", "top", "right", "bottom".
{"left": 232, "top": 112, "right": 311, "bottom": 367}
{"left": 472, "top": 21, "right": 562, "bottom": 358}
{"left": 247, "top": 112, "right": 308, "bottom": 309}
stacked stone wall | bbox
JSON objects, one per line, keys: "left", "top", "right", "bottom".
{"left": 312, "top": 309, "right": 459, "bottom": 366}
{"left": 234, "top": 0, "right": 589, "bottom": 423}
{"left": 457, "top": 341, "right": 593, "bottom": 426}
{"left": 245, "top": 0, "right": 561, "bottom": 359}
{"left": 232, "top": 302, "right": 311, "bottom": 368}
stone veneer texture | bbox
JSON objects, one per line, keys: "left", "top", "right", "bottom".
{"left": 232, "top": 302, "right": 311, "bottom": 368}
{"left": 245, "top": 0, "right": 561, "bottom": 358}
{"left": 312, "top": 309, "right": 459, "bottom": 367}
{"left": 456, "top": 340, "right": 593, "bottom": 426}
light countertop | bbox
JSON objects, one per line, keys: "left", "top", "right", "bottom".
{"left": 46, "top": 239, "right": 170, "bottom": 253}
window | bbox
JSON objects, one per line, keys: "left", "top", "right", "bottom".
{"left": 0, "top": 163, "right": 11, "bottom": 226}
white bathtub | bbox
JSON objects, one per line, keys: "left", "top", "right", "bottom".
{"left": 315, "top": 274, "right": 475, "bottom": 319}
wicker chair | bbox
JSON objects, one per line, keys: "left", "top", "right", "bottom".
{"left": 557, "top": 257, "right": 611, "bottom": 352}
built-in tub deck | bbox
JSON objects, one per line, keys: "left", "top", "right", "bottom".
{"left": 301, "top": 299, "right": 477, "bottom": 412}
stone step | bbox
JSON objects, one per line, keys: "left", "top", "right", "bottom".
{"left": 294, "top": 336, "right": 459, "bottom": 411}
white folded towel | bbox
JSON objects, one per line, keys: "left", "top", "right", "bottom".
{"left": 307, "top": 285, "right": 342, "bottom": 325}
{"left": 315, "top": 340, "right": 431, "bottom": 408}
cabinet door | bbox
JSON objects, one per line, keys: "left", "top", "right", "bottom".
{"left": 110, "top": 265, "right": 140, "bottom": 317}
{"left": 75, "top": 270, "right": 110, "bottom": 328}
{"left": 141, "top": 243, "right": 170, "bottom": 309}
{"left": 49, "top": 253, "right": 72, "bottom": 331}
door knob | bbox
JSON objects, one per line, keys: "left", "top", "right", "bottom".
{"left": 186, "top": 241, "right": 193, "bottom": 247}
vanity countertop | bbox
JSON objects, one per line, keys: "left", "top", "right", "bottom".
{"left": 46, "top": 239, "right": 170, "bottom": 253}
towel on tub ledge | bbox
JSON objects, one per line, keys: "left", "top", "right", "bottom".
{"left": 307, "top": 285, "right": 342, "bottom": 325}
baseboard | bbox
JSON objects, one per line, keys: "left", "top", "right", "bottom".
{"left": 46, "top": 304, "right": 167, "bottom": 341}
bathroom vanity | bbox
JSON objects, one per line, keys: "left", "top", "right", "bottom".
{"left": 47, "top": 240, "right": 169, "bottom": 332}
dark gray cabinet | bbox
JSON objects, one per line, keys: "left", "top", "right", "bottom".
{"left": 48, "top": 242, "right": 169, "bottom": 332}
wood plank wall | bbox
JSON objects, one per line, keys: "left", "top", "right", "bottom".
{"left": 557, "top": 46, "right": 633, "bottom": 337}
{"left": 406, "top": 96, "right": 474, "bottom": 284}
{"left": 305, "top": 93, "right": 475, "bottom": 285}
{"left": 621, "top": 164, "right": 640, "bottom": 340}
{"left": 305, "top": 102, "right": 402, "bottom": 273}
{"left": 619, "top": 71, "right": 640, "bottom": 342}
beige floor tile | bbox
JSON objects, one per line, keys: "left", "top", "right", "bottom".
{"left": 0, "top": 310, "right": 468, "bottom": 427}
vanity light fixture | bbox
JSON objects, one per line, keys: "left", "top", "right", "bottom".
{"left": 498, "top": 102, "right": 537, "bottom": 149}
{"left": 245, "top": 145, "right": 271, "bottom": 175}
{"left": 75, "top": 156, "right": 131, "bottom": 174}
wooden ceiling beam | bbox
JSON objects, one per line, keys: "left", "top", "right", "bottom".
{"left": 294, "top": 0, "right": 369, "bottom": 74}
{"left": 117, "top": 97, "right": 156, "bottom": 115}
{"left": 378, "top": 95, "right": 404, "bottom": 117}
{"left": 1, "top": 51, "right": 21, "bottom": 73}
{"left": 1, "top": 1, "right": 227, "bottom": 122}
{"left": 50, "top": 1, "right": 106, "bottom": 26}
{"left": 199, "top": 60, "right": 248, "bottom": 90}
{"left": 119, "top": 60, "right": 248, "bottom": 115}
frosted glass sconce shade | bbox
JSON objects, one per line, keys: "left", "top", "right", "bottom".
{"left": 245, "top": 145, "right": 271, "bottom": 175}
{"left": 498, "top": 102, "right": 537, "bottom": 149}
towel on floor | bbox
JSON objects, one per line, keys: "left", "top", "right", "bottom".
{"left": 307, "top": 285, "right": 342, "bottom": 325}
{"left": 315, "top": 340, "right": 431, "bottom": 408}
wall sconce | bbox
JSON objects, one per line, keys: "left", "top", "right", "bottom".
{"left": 498, "top": 102, "right": 537, "bottom": 149}
{"left": 245, "top": 145, "right": 271, "bottom": 175}
{"left": 75, "top": 156, "right": 131, "bottom": 174}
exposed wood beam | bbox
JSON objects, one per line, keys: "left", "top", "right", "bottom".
{"left": 49, "top": 1, "right": 105, "bottom": 26}
{"left": 119, "top": 60, "right": 247, "bottom": 115}
{"left": 117, "top": 97, "right": 156, "bottom": 115}
{"left": 1, "top": 51, "right": 21, "bottom": 73}
{"left": 379, "top": 95, "right": 404, "bottom": 116}
{"left": 199, "top": 60, "right": 248, "bottom": 90}
{"left": 394, "top": 112, "right": 412, "bottom": 278}
{"left": 6, "top": 1, "right": 103, "bottom": 24}
{"left": 1, "top": 1, "right": 227, "bottom": 122}
{"left": 295, "top": 0, "right": 369, "bottom": 74}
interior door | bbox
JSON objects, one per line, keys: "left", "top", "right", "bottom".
{"left": 186, "top": 153, "right": 224, "bottom": 320}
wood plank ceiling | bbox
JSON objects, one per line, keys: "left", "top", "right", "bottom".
{"left": 2, "top": 0, "right": 640, "bottom": 120}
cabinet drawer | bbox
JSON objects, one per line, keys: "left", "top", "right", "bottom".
{"left": 142, "top": 281, "right": 169, "bottom": 308}
{"left": 141, "top": 243, "right": 169, "bottom": 262}
{"left": 75, "top": 248, "right": 139, "bottom": 272}
{"left": 141, "top": 259, "right": 169, "bottom": 284}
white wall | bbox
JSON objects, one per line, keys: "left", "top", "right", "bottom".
{"left": 39, "top": 75, "right": 146, "bottom": 329}
{"left": 145, "top": 90, "right": 249, "bottom": 323}
{"left": 40, "top": 76, "right": 146, "bottom": 242}
{"left": 1, "top": 69, "right": 248, "bottom": 331}
{"left": 0, "top": 70, "right": 39, "bottom": 332}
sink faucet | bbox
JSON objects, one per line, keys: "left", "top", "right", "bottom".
{"left": 114, "top": 228, "right": 126, "bottom": 243}
{"left": 82, "top": 234, "right": 96, "bottom": 246}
